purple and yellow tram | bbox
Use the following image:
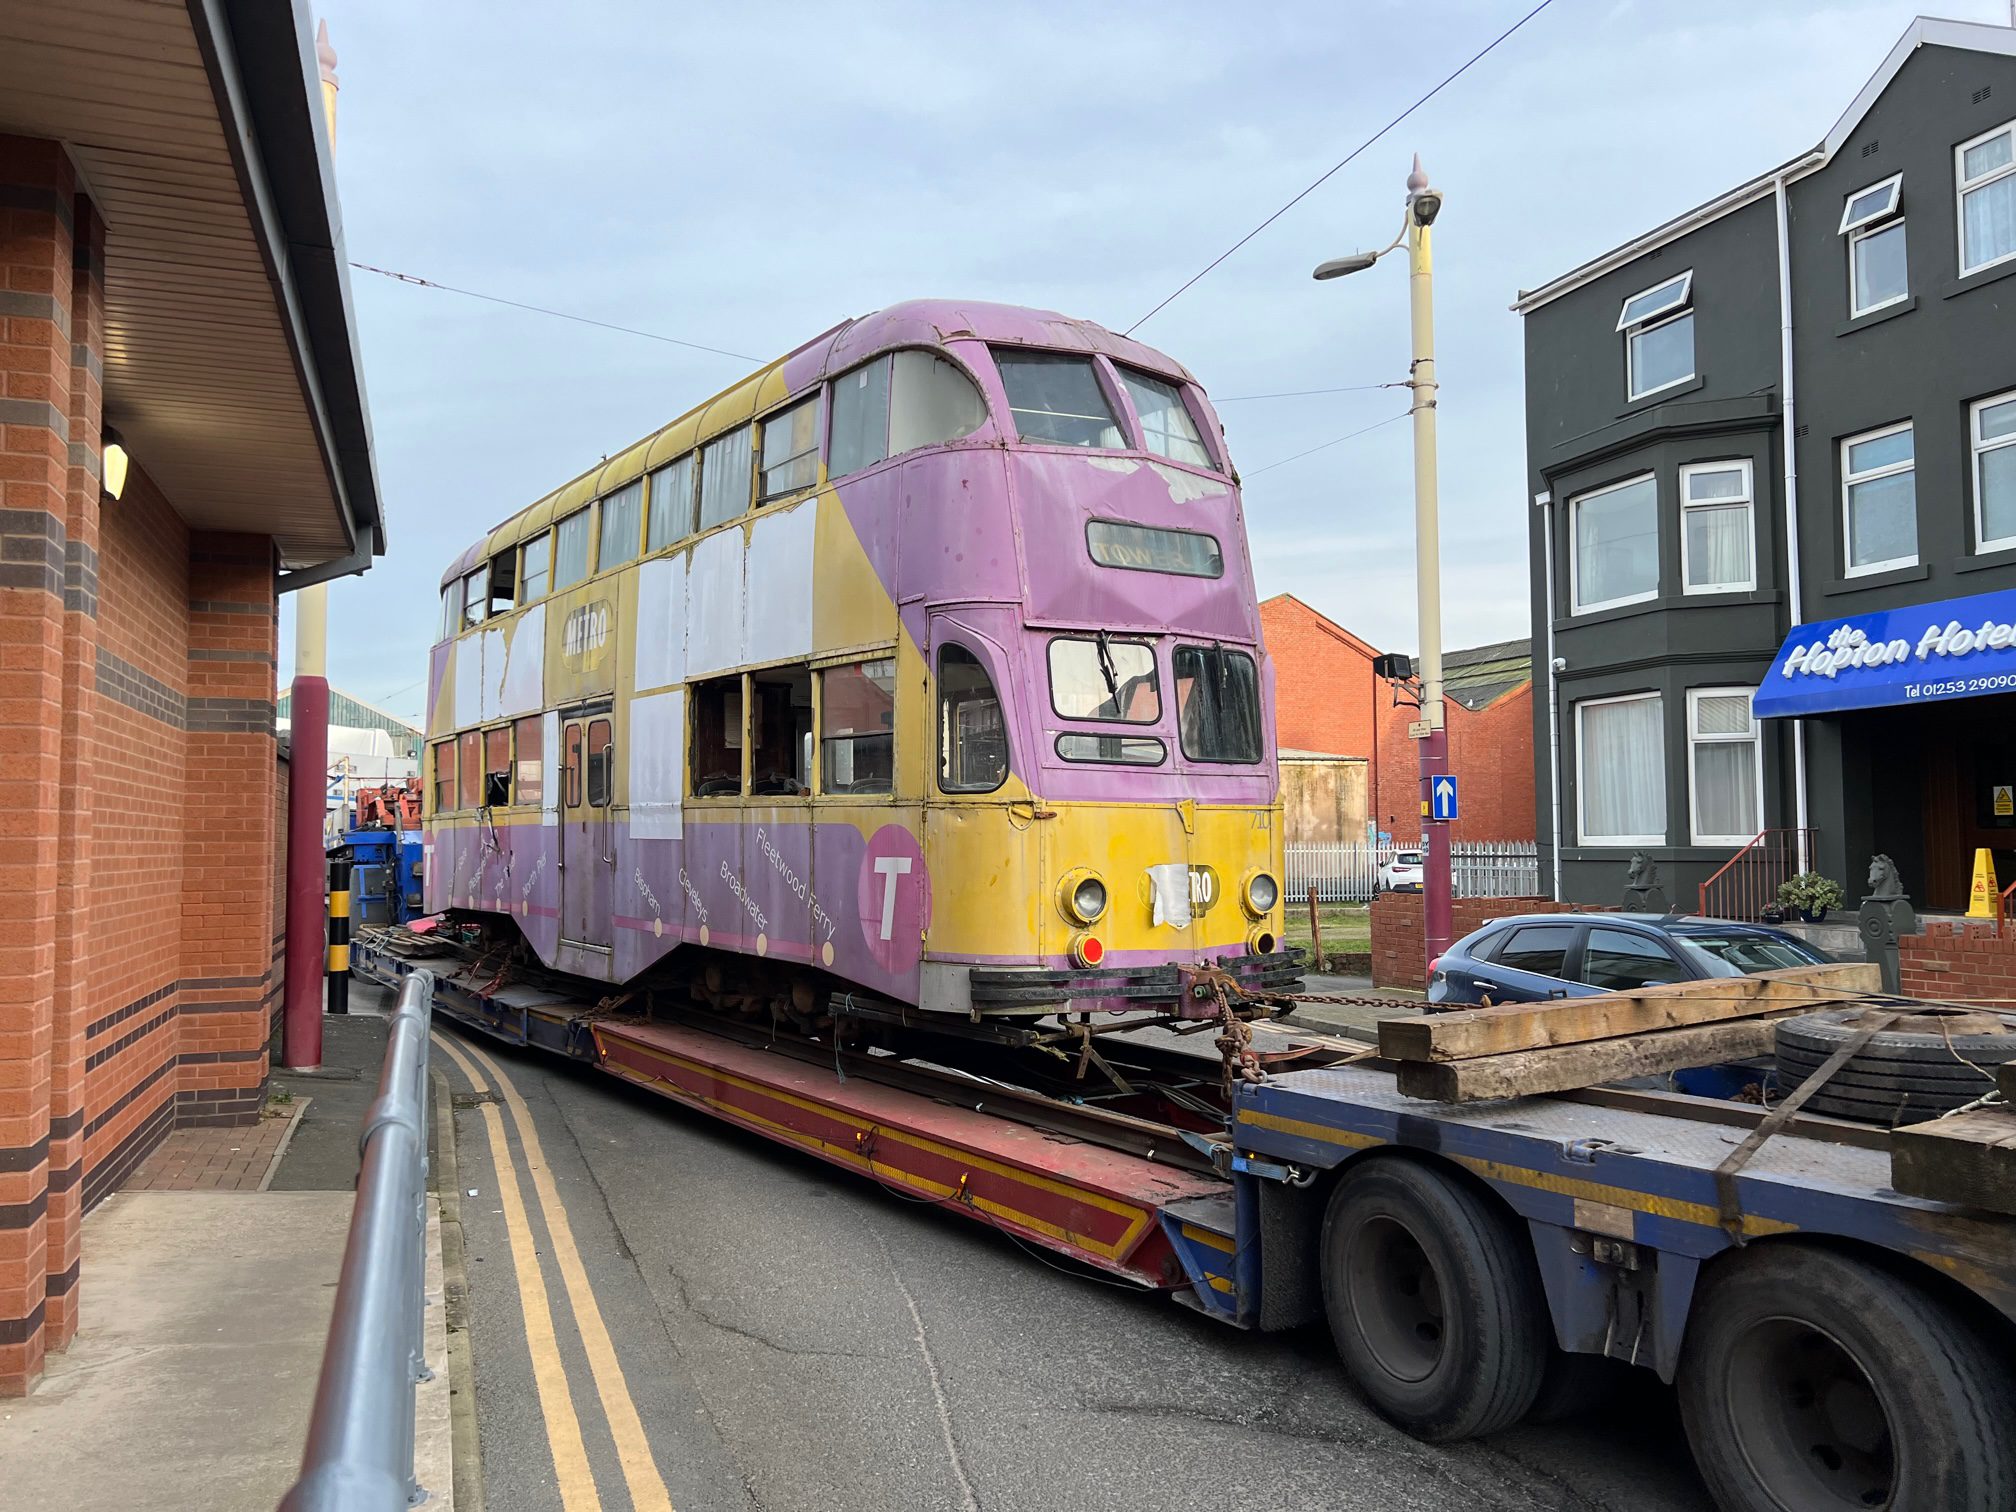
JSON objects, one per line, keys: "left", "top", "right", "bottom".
{"left": 424, "top": 300, "right": 1297, "bottom": 1023}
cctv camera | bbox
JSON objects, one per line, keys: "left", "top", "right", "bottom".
{"left": 1551, "top": 656, "right": 1568, "bottom": 673}
{"left": 1411, "top": 190, "right": 1443, "bottom": 227}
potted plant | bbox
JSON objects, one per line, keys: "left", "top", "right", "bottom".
{"left": 1776, "top": 872, "right": 1846, "bottom": 924}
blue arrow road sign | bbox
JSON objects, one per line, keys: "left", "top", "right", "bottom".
{"left": 1431, "top": 775, "right": 1458, "bottom": 821}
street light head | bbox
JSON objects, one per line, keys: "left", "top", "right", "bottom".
{"left": 1313, "top": 252, "right": 1380, "bottom": 280}
{"left": 1410, "top": 188, "right": 1443, "bottom": 227}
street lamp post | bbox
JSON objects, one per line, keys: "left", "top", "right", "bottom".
{"left": 1315, "top": 155, "right": 1453, "bottom": 979}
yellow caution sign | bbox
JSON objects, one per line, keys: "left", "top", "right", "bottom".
{"left": 1996, "top": 783, "right": 2014, "bottom": 818}
{"left": 1967, "top": 847, "right": 2000, "bottom": 919}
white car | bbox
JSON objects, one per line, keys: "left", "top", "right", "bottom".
{"left": 1377, "top": 851, "right": 1424, "bottom": 893}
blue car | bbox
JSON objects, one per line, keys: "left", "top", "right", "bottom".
{"left": 1427, "top": 913, "right": 1832, "bottom": 1008}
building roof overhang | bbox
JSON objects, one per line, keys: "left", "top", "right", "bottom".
{"left": 0, "top": 0, "right": 383, "bottom": 582}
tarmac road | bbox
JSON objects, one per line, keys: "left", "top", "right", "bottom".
{"left": 426, "top": 1000, "right": 1715, "bottom": 1512}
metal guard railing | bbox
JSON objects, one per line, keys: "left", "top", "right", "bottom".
{"left": 281, "top": 968, "right": 436, "bottom": 1511}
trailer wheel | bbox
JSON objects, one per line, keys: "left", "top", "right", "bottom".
{"left": 1679, "top": 1244, "right": 2016, "bottom": 1512}
{"left": 1321, "top": 1158, "right": 1547, "bottom": 1441}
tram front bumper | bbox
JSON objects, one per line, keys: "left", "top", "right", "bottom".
{"left": 968, "top": 948, "right": 1305, "bottom": 1017}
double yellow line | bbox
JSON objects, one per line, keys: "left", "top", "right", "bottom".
{"left": 434, "top": 1031, "right": 674, "bottom": 1512}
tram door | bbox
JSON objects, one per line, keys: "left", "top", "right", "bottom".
{"left": 559, "top": 705, "right": 614, "bottom": 950}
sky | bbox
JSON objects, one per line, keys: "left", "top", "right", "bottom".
{"left": 298, "top": 0, "right": 2016, "bottom": 726}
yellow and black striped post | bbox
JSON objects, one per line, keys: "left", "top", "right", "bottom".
{"left": 326, "top": 849, "right": 352, "bottom": 1017}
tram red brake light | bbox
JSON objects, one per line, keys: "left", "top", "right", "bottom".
{"left": 1070, "top": 933, "right": 1105, "bottom": 969}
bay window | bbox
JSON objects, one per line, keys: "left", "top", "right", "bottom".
{"left": 1570, "top": 473, "right": 1658, "bottom": 613}
{"left": 1687, "top": 688, "right": 1762, "bottom": 846}
{"left": 1576, "top": 692, "right": 1665, "bottom": 846}
{"left": 1679, "top": 460, "right": 1754, "bottom": 594}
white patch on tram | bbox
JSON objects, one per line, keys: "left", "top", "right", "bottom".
{"left": 630, "top": 689, "right": 686, "bottom": 840}
{"left": 744, "top": 504, "right": 816, "bottom": 667}
{"left": 495, "top": 602, "right": 546, "bottom": 717}
{"left": 687, "top": 528, "right": 743, "bottom": 678}
{"left": 452, "top": 639, "right": 480, "bottom": 730}
{"left": 634, "top": 553, "right": 688, "bottom": 693}
{"left": 1086, "top": 456, "right": 1138, "bottom": 475}
{"left": 1150, "top": 461, "right": 1228, "bottom": 503}
{"left": 1148, "top": 861, "right": 1193, "bottom": 929}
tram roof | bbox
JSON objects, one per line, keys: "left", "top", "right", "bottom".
{"left": 444, "top": 299, "right": 1196, "bottom": 585}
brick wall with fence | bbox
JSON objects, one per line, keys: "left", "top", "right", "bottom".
{"left": 1899, "top": 921, "right": 2016, "bottom": 1005}
{"left": 1370, "top": 893, "right": 1610, "bottom": 990}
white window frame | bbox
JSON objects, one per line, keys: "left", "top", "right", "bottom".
{"left": 1685, "top": 686, "right": 1764, "bottom": 847}
{"left": 1574, "top": 691, "right": 1667, "bottom": 848}
{"left": 1678, "top": 459, "right": 1755, "bottom": 595}
{"left": 1617, "top": 270, "right": 1696, "bottom": 403}
{"left": 1840, "top": 421, "right": 1917, "bottom": 577}
{"left": 1972, "top": 389, "right": 2016, "bottom": 554}
{"left": 1568, "top": 472, "right": 1660, "bottom": 615}
{"left": 1956, "top": 118, "right": 2016, "bottom": 277}
{"left": 1838, "top": 173, "right": 1901, "bottom": 233}
{"left": 1838, "top": 174, "right": 1907, "bottom": 319}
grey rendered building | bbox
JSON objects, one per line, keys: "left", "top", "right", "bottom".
{"left": 1519, "top": 15, "right": 2016, "bottom": 913}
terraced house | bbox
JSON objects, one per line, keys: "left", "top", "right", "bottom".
{"left": 1520, "top": 15, "right": 2016, "bottom": 913}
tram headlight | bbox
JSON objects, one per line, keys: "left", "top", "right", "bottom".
{"left": 1057, "top": 868, "right": 1108, "bottom": 927}
{"left": 1242, "top": 870, "right": 1280, "bottom": 919}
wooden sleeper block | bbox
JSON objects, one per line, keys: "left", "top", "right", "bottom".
{"left": 1393, "top": 1014, "right": 1800, "bottom": 1104}
{"left": 1890, "top": 1110, "right": 2016, "bottom": 1216}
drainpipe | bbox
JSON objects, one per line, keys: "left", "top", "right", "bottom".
{"left": 1537, "top": 490, "right": 1563, "bottom": 900}
{"left": 1773, "top": 173, "right": 1811, "bottom": 872}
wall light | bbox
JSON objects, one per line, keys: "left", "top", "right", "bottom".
{"left": 102, "top": 428, "right": 128, "bottom": 500}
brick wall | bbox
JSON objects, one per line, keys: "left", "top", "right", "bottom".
{"left": 0, "top": 134, "right": 285, "bottom": 1395}
{"left": 1899, "top": 921, "right": 2016, "bottom": 1005}
{"left": 1371, "top": 893, "right": 1608, "bottom": 989}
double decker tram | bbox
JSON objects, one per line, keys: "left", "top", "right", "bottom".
{"left": 424, "top": 300, "right": 1299, "bottom": 1039}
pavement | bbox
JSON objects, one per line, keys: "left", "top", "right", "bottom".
{"left": 0, "top": 1005, "right": 456, "bottom": 1512}
{"left": 413, "top": 974, "right": 1715, "bottom": 1512}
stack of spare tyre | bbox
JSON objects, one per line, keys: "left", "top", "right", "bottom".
{"left": 1774, "top": 1005, "right": 2016, "bottom": 1122}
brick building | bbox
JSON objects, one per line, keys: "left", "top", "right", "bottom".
{"left": 1260, "top": 594, "right": 1536, "bottom": 843}
{"left": 0, "top": 4, "right": 382, "bottom": 1394}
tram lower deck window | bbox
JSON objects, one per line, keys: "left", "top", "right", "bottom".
{"left": 820, "top": 659, "right": 895, "bottom": 794}
{"left": 751, "top": 667, "right": 812, "bottom": 795}
{"left": 691, "top": 678, "right": 743, "bottom": 797}
{"left": 938, "top": 644, "right": 1009, "bottom": 793}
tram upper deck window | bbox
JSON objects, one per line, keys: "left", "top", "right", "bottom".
{"left": 994, "top": 351, "right": 1123, "bottom": 449}
{"left": 938, "top": 644, "right": 1009, "bottom": 793}
{"left": 820, "top": 659, "right": 895, "bottom": 794}
{"left": 759, "top": 397, "right": 821, "bottom": 501}
{"left": 1048, "top": 636, "right": 1160, "bottom": 723}
{"left": 1173, "top": 644, "right": 1261, "bottom": 764}
{"left": 647, "top": 455, "right": 695, "bottom": 551}
{"left": 599, "top": 478, "right": 644, "bottom": 571}
{"left": 1117, "top": 366, "right": 1214, "bottom": 470}
{"left": 460, "top": 564, "right": 488, "bottom": 631}
{"left": 486, "top": 552, "right": 518, "bottom": 615}
{"left": 439, "top": 586, "right": 458, "bottom": 641}
{"left": 829, "top": 352, "right": 988, "bottom": 479}
{"left": 553, "top": 506, "right": 593, "bottom": 591}
{"left": 520, "top": 532, "right": 551, "bottom": 604}
{"left": 698, "top": 426, "right": 753, "bottom": 531}
{"left": 751, "top": 666, "right": 812, "bottom": 794}
{"left": 1086, "top": 520, "right": 1223, "bottom": 578}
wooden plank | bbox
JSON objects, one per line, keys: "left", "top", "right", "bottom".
{"left": 1999, "top": 1062, "right": 2016, "bottom": 1103}
{"left": 1890, "top": 1111, "right": 2016, "bottom": 1216}
{"left": 1393, "top": 1015, "right": 1796, "bottom": 1104}
{"left": 1380, "top": 962, "right": 1882, "bottom": 1064}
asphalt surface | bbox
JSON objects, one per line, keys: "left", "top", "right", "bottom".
{"left": 413, "top": 987, "right": 1718, "bottom": 1512}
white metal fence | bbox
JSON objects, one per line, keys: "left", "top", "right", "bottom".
{"left": 1285, "top": 840, "right": 1539, "bottom": 903}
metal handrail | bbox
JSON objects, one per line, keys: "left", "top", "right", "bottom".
{"left": 281, "top": 969, "right": 436, "bottom": 1511}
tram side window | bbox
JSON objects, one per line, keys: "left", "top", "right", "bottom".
{"left": 585, "top": 718, "right": 613, "bottom": 807}
{"left": 457, "top": 729, "right": 483, "bottom": 808}
{"left": 759, "top": 397, "right": 821, "bottom": 501}
{"left": 751, "top": 666, "right": 813, "bottom": 794}
{"left": 819, "top": 658, "right": 895, "bottom": 794}
{"left": 1048, "top": 636, "right": 1160, "bottom": 722}
{"left": 483, "top": 726, "right": 511, "bottom": 807}
{"left": 486, "top": 552, "right": 518, "bottom": 615}
{"left": 1116, "top": 366, "right": 1215, "bottom": 470}
{"left": 439, "top": 586, "right": 458, "bottom": 641}
{"left": 690, "top": 676, "right": 743, "bottom": 796}
{"left": 461, "top": 564, "right": 488, "bottom": 630}
{"left": 993, "top": 351, "right": 1123, "bottom": 450}
{"left": 1173, "top": 644, "right": 1262, "bottom": 764}
{"left": 647, "top": 455, "right": 695, "bottom": 551}
{"left": 937, "top": 644, "right": 1009, "bottom": 793}
{"left": 520, "top": 532, "right": 551, "bottom": 604}
{"left": 553, "top": 506, "right": 593, "bottom": 591}
{"left": 697, "top": 425, "right": 753, "bottom": 531}
{"left": 514, "top": 715, "right": 544, "bottom": 806}
{"left": 599, "top": 479, "right": 644, "bottom": 571}
{"left": 431, "top": 740, "right": 456, "bottom": 812}
{"left": 829, "top": 356, "right": 891, "bottom": 478}
{"left": 890, "top": 351, "right": 986, "bottom": 456}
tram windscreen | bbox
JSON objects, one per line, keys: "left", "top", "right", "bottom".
{"left": 1048, "top": 636, "right": 1159, "bottom": 722}
{"left": 994, "top": 351, "right": 1123, "bottom": 449}
{"left": 1173, "top": 644, "right": 1261, "bottom": 764}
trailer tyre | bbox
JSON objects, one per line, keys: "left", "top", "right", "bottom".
{"left": 1321, "top": 1158, "right": 1547, "bottom": 1441}
{"left": 1678, "top": 1244, "right": 2016, "bottom": 1512}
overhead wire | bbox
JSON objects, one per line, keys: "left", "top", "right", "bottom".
{"left": 1122, "top": 0, "right": 1557, "bottom": 336}
{"left": 349, "top": 260, "right": 763, "bottom": 363}
{"left": 1242, "top": 411, "right": 1412, "bottom": 478}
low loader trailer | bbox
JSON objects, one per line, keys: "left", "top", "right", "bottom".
{"left": 357, "top": 930, "right": 2016, "bottom": 1512}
